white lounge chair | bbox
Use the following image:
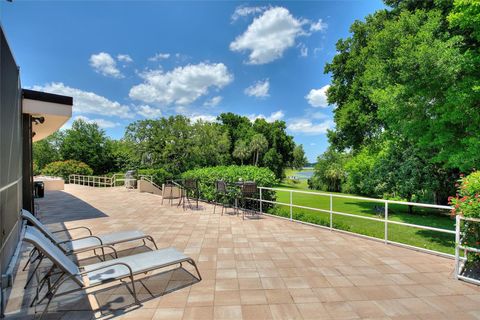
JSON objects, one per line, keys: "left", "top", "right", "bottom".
{"left": 21, "top": 209, "right": 158, "bottom": 287}
{"left": 23, "top": 226, "right": 201, "bottom": 319}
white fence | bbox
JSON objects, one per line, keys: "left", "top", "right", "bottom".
{"left": 455, "top": 215, "right": 480, "bottom": 285}
{"left": 256, "top": 187, "right": 455, "bottom": 258}
{"left": 69, "top": 174, "right": 153, "bottom": 187}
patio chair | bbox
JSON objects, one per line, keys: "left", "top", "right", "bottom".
{"left": 23, "top": 226, "right": 201, "bottom": 319}
{"left": 180, "top": 179, "right": 199, "bottom": 210}
{"left": 21, "top": 209, "right": 158, "bottom": 287}
{"left": 239, "top": 182, "right": 258, "bottom": 220}
{"left": 213, "top": 180, "right": 237, "bottom": 215}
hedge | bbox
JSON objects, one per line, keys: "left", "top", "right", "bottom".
{"left": 41, "top": 160, "right": 93, "bottom": 182}
{"left": 181, "top": 165, "right": 277, "bottom": 206}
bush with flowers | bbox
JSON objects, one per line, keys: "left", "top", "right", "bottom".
{"left": 449, "top": 171, "right": 480, "bottom": 262}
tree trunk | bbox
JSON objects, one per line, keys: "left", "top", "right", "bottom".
{"left": 255, "top": 151, "right": 259, "bottom": 166}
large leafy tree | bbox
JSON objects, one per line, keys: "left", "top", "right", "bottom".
{"left": 59, "top": 119, "right": 115, "bottom": 174}
{"left": 292, "top": 144, "right": 307, "bottom": 170}
{"left": 310, "top": 148, "right": 350, "bottom": 192}
{"left": 324, "top": 0, "right": 480, "bottom": 203}
{"left": 33, "top": 132, "right": 63, "bottom": 172}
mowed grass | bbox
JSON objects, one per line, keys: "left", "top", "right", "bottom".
{"left": 270, "top": 174, "right": 455, "bottom": 254}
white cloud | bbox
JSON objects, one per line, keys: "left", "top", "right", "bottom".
{"left": 73, "top": 115, "right": 120, "bottom": 129}
{"left": 244, "top": 79, "right": 270, "bottom": 98}
{"left": 136, "top": 105, "right": 162, "bottom": 118}
{"left": 298, "top": 43, "right": 308, "bottom": 57}
{"left": 310, "top": 19, "right": 327, "bottom": 32}
{"left": 190, "top": 114, "right": 217, "bottom": 123}
{"left": 149, "top": 53, "right": 171, "bottom": 61}
{"left": 31, "top": 82, "right": 134, "bottom": 119}
{"left": 231, "top": 5, "right": 267, "bottom": 21}
{"left": 287, "top": 118, "right": 334, "bottom": 135}
{"left": 117, "top": 54, "right": 133, "bottom": 63}
{"left": 204, "top": 96, "right": 223, "bottom": 107}
{"left": 305, "top": 84, "right": 330, "bottom": 108}
{"left": 129, "top": 62, "right": 233, "bottom": 106}
{"left": 230, "top": 7, "right": 305, "bottom": 64}
{"left": 89, "top": 52, "right": 123, "bottom": 78}
{"left": 230, "top": 7, "right": 327, "bottom": 64}
{"left": 248, "top": 110, "right": 284, "bottom": 123}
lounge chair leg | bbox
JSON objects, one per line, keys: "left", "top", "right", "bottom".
{"left": 129, "top": 275, "right": 140, "bottom": 304}
{"left": 188, "top": 259, "right": 202, "bottom": 281}
{"left": 23, "top": 248, "right": 37, "bottom": 271}
{"left": 24, "top": 255, "right": 44, "bottom": 289}
{"left": 147, "top": 236, "right": 158, "bottom": 250}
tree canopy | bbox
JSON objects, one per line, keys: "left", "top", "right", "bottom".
{"left": 312, "top": 0, "right": 480, "bottom": 204}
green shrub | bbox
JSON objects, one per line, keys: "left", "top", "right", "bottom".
{"left": 138, "top": 168, "right": 173, "bottom": 186}
{"left": 450, "top": 171, "right": 480, "bottom": 262}
{"left": 182, "top": 165, "right": 277, "bottom": 205}
{"left": 42, "top": 160, "right": 93, "bottom": 181}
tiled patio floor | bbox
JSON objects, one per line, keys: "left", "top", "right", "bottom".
{"left": 5, "top": 184, "right": 480, "bottom": 319}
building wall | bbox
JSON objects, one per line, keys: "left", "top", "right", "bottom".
{"left": 0, "top": 26, "right": 22, "bottom": 278}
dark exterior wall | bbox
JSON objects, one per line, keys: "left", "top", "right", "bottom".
{"left": 0, "top": 26, "right": 22, "bottom": 280}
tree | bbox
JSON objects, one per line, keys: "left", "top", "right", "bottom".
{"left": 33, "top": 132, "right": 62, "bottom": 171}
{"left": 233, "top": 139, "right": 251, "bottom": 165}
{"left": 59, "top": 119, "right": 114, "bottom": 174}
{"left": 292, "top": 144, "right": 307, "bottom": 170}
{"left": 310, "top": 148, "right": 350, "bottom": 192}
{"left": 323, "top": 1, "right": 480, "bottom": 203}
{"left": 249, "top": 133, "right": 268, "bottom": 166}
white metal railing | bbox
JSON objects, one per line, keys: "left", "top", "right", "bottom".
{"left": 140, "top": 176, "right": 162, "bottom": 190}
{"left": 69, "top": 174, "right": 154, "bottom": 188}
{"left": 256, "top": 187, "right": 455, "bottom": 258}
{"left": 69, "top": 174, "right": 114, "bottom": 187}
{"left": 455, "top": 215, "right": 480, "bottom": 285}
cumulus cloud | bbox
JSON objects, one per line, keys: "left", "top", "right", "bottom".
{"left": 244, "top": 79, "right": 270, "bottom": 98}
{"left": 305, "top": 84, "right": 330, "bottom": 108}
{"left": 310, "top": 19, "right": 327, "bottom": 32}
{"left": 298, "top": 43, "right": 308, "bottom": 57}
{"left": 231, "top": 5, "right": 267, "bottom": 21}
{"left": 73, "top": 115, "right": 120, "bottom": 129}
{"left": 89, "top": 52, "right": 123, "bottom": 78}
{"left": 129, "top": 62, "right": 233, "bottom": 106}
{"left": 230, "top": 7, "right": 326, "bottom": 64}
{"left": 203, "top": 96, "right": 223, "bottom": 107}
{"left": 248, "top": 110, "right": 284, "bottom": 123}
{"left": 287, "top": 118, "right": 334, "bottom": 134}
{"left": 117, "top": 54, "right": 133, "bottom": 63}
{"left": 190, "top": 114, "right": 217, "bottom": 123}
{"left": 31, "top": 82, "right": 134, "bottom": 119}
{"left": 136, "top": 105, "right": 162, "bottom": 118}
{"left": 149, "top": 53, "right": 171, "bottom": 61}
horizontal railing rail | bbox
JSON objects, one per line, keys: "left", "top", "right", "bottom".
{"left": 255, "top": 186, "right": 455, "bottom": 258}
{"left": 69, "top": 174, "right": 154, "bottom": 188}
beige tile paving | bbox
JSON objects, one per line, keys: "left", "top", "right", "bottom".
{"left": 4, "top": 184, "right": 480, "bottom": 319}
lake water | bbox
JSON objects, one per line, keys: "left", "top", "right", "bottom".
{"left": 291, "top": 170, "right": 314, "bottom": 179}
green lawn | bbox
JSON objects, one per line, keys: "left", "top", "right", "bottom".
{"left": 271, "top": 171, "right": 455, "bottom": 255}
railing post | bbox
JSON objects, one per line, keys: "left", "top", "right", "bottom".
{"left": 455, "top": 214, "right": 461, "bottom": 279}
{"left": 289, "top": 191, "right": 293, "bottom": 221}
{"left": 259, "top": 188, "right": 263, "bottom": 214}
{"left": 330, "top": 194, "right": 333, "bottom": 230}
{"left": 384, "top": 201, "right": 388, "bottom": 244}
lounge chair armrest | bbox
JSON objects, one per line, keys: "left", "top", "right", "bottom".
{"left": 57, "top": 235, "right": 103, "bottom": 246}
{"left": 52, "top": 226, "right": 93, "bottom": 236}
{"left": 72, "top": 244, "right": 118, "bottom": 258}
{"left": 78, "top": 262, "right": 135, "bottom": 279}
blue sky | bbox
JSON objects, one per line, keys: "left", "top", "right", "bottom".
{"left": 1, "top": 1, "right": 384, "bottom": 162}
